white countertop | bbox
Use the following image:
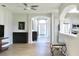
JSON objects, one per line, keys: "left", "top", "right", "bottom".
{"left": 59, "top": 32, "right": 77, "bottom": 38}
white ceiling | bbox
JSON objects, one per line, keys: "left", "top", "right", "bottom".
{"left": 0, "top": 3, "right": 61, "bottom": 14}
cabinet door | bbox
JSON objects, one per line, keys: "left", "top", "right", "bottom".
{"left": 13, "top": 32, "right": 28, "bottom": 43}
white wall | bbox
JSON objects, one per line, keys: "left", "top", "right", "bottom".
{"left": 32, "top": 18, "right": 38, "bottom": 31}
{"left": 0, "top": 6, "right": 13, "bottom": 45}
{"left": 13, "top": 13, "right": 28, "bottom": 32}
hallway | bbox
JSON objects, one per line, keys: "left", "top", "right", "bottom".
{"left": 37, "top": 36, "right": 49, "bottom": 43}
{"left": 0, "top": 43, "right": 51, "bottom": 56}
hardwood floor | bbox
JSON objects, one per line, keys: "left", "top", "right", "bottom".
{"left": 0, "top": 42, "right": 52, "bottom": 56}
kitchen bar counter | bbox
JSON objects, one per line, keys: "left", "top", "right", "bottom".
{"left": 59, "top": 32, "right": 77, "bottom": 38}
{"left": 59, "top": 32, "right": 79, "bottom": 56}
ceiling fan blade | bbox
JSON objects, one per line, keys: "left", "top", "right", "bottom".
{"left": 31, "top": 7, "right": 37, "bottom": 10}
{"left": 1, "top": 4, "right": 6, "bottom": 7}
{"left": 23, "top": 3, "right": 27, "bottom": 6}
{"left": 23, "top": 3, "right": 38, "bottom": 10}
{"left": 31, "top": 5, "right": 38, "bottom": 7}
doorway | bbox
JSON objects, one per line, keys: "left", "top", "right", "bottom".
{"left": 32, "top": 16, "right": 50, "bottom": 43}
{"left": 37, "top": 19, "right": 48, "bottom": 43}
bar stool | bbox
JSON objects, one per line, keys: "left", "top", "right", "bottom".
{"left": 51, "top": 43, "right": 67, "bottom": 56}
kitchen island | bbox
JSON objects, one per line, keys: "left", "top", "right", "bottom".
{"left": 59, "top": 32, "right": 79, "bottom": 56}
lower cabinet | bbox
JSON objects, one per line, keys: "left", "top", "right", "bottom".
{"left": 13, "top": 32, "right": 28, "bottom": 43}
{"left": 32, "top": 31, "right": 38, "bottom": 41}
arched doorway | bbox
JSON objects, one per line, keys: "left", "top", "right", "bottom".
{"left": 32, "top": 16, "right": 50, "bottom": 43}
{"left": 60, "top": 4, "right": 77, "bottom": 33}
{"left": 59, "top": 4, "right": 77, "bottom": 42}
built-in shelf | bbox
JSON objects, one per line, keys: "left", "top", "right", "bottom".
{"left": 2, "top": 42, "right": 9, "bottom": 45}
{"left": 0, "top": 37, "right": 9, "bottom": 52}
{"left": 0, "top": 37, "right": 8, "bottom": 40}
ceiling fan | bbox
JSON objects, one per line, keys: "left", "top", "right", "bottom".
{"left": 23, "top": 3, "right": 38, "bottom": 10}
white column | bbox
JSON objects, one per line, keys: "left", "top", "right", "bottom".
{"left": 27, "top": 14, "right": 32, "bottom": 44}
{"left": 50, "top": 13, "right": 55, "bottom": 43}
{"left": 51, "top": 12, "right": 59, "bottom": 43}
{"left": 54, "top": 12, "right": 59, "bottom": 43}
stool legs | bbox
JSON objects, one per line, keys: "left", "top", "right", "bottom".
{"left": 51, "top": 46, "right": 67, "bottom": 56}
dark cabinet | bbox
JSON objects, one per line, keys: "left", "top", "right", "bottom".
{"left": 13, "top": 32, "right": 28, "bottom": 43}
{"left": 32, "top": 31, "right": 38, "bottom": 41}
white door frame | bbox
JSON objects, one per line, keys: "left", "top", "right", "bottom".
{"left": 31, "top": 16, "right": 51, "bottom": 43}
